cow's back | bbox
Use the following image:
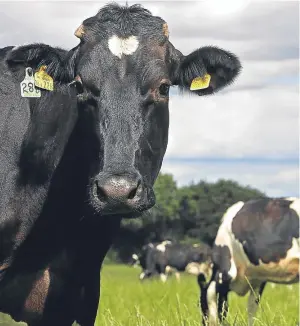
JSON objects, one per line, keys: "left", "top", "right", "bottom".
{"left": 162, "top": 244, "right": 210, "bottom": 271}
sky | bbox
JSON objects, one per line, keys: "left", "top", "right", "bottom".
{"left": 0, "top": 0, "right": 298, "bottom": 197}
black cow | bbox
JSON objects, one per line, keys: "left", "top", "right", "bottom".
{"left": 199, "top": 197, "right": 300, "bottom": 326}
{"left": 0, "top": 3, "right": 241, "bottom": 326}
{"left": 133, "top": 240, "right": 213, "bottom": 283}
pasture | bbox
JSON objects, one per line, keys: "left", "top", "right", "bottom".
{"left": 0, "top": 263, "right": 298, "bottom": 326}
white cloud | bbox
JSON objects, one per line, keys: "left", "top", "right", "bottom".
{"left": 166, "top": 84, "right": 298, "bottom": 159}
{"left": 232, "top": 59, "right": 299, "bottom": 90}
{"left": 161, "top": 161, "right": 299, "bottom": 197}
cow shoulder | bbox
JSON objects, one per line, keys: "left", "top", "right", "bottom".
{"left": 231, "top": 198, "right": 300, "bottom": 265}
{"left": 211, "top": 202, "right": 245, "bottom": 284}
{"left": 214, "top": 201, "right": 244, "bottom": 248}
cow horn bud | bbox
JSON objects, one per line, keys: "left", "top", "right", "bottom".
{"left": 162, "top": 23, "right": 169, "bottom": 38}
{"left": 74, "top": 24, "right": 85, "bottom": 38}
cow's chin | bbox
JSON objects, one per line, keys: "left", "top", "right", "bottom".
{"left": 88, "top": 188, "right": 156, "bottom": 219}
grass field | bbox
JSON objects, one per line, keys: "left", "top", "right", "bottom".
{"left": 95, "top": 264, "right": 299, "bottom": 326}
{"left": 0, "top": 264, "right": 299, "bottom": 325}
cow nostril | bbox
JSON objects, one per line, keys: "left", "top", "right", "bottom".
{"left": 97, "top": 186, "right": 107, "bottom": 201}
{"left": 94, "top": 180, "right": 107, "bottom": 201}
{"left": 127, "top": 182, "right": 140, "bottom": 200}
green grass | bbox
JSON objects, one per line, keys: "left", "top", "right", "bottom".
{"left": 0, "top": 264, "right": 299, "bottom": 325}
{"left": 95, "top": 264, "right": 299, "bottom": 326}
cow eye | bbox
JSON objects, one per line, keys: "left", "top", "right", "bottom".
{"left": 158, "top": 83, "right": 170, "bottom": 97}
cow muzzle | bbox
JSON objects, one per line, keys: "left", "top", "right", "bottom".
{"left": 91, "top": 171, "right": 154, "bottom": 216}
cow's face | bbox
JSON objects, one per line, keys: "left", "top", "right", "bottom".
{"left": 72, "top": 4, "right": 242, "bottom": 217}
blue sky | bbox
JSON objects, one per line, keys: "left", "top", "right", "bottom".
{"left": 0, "top": 0, "right": 298, "bottom": 197}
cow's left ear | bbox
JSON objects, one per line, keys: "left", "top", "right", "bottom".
{"left": 171, "top": 46, "right": 242, "bottom": 96}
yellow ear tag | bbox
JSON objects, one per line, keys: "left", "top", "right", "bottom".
{"left": 190, "top": 74, "right": 211, "bottom": 91}
{"left": 34, "top": 66, "right": 54, "bottom": 91}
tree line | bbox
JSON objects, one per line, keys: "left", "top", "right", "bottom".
{"left": 108, "top": 173, "right": 265, "bottom": 263}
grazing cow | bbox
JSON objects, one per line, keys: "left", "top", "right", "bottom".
{"left": 134, "top": 241, "right": 213, "bottom": 283}
{"left": 199, "top": 197, "right": 300, "bottom": 326}
{"left": 0, "top": 3, "right": 241, "bottom": 326}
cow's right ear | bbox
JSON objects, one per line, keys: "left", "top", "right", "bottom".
{"left": 169, "top": 44, "right": 242, "bottom": 96}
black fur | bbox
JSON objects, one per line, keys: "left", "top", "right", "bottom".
{"left": 0, "top": 3, "right": 241, "bottom": 325}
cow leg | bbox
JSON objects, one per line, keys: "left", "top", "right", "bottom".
{"left": 198, "top": 275, "right": 209, "bottom": 326}
{"left": 247, "top": 282, "right": 266, "bottom": 326}
{"left": 157, "top": 264, "right": 168, "bottom": 283}
{"left": 217, "top": 282, "right": 229, "bottom": 322}
{"left": 160, "top": 273, "right": 167, "bottom": 283}
{"left": 139, "top": 271, "right": 146, "bottom": 280}
{"left": 175, "top": 272, "right": 180, "bottom": 282}
{"left": 206, "top": 280, "right": 219, "bottom": 326}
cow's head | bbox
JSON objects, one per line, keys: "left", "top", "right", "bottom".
{"left": 186, "top": 261, "right": 213, "bottom": 285}
{"left": 8, "top": 3, "right": 241, "bottom": 218}
{"left": 132, "top": 243, "right": 157, "bottom": 279}
{"left": 70, "top": 4, "right": 241, "bottom": 217}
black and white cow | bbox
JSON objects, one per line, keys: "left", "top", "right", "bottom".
{"left": 199, "top": 197, "right": 300, "bottom": 326}
{"left": 133, "top": 240, "right": 213, "bottom": 283}
{"left": 0, "top": 3, "right": 241, "bottom": 325}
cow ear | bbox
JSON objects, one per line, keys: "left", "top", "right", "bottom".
{"left": 172, "top": 46, "right": 242, "bottom": 96}
{"left": 7, "top": 44, "right": 58, "bottom": 67}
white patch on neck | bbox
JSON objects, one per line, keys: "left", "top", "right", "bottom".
{"left": 108, "top": 35, "right": 139, "bottom": 59}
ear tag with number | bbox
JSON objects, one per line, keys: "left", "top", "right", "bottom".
{"left": 190, "top": 74, "right": 211, "bottom": 91}
{"left": 20, "top": 67, "right": 41, "bottom": 98}
{"left": 34, "top": 65, "right": 54, "bottom": 91}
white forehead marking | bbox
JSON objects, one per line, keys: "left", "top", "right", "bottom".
{"left": 108, "top": 35, "right": 139, "bottom": 59}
